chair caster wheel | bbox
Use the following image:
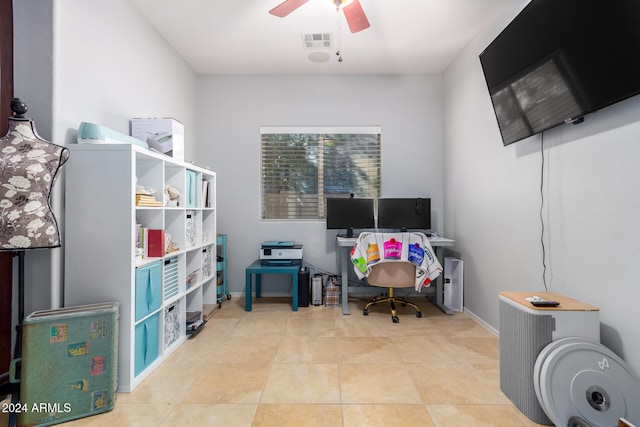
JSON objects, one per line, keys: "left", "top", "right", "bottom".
{"left": 227, "top": 294, "right": 232, "bottom": 300}
{"left": 363, "top": 310, "right": 369, "bottom": 316}
{"left": 392, "top": 316, "right": 399, "bottom": 323}
{"left": 218, "top": 301, "right": 222, "bottom": 308}
{"left": 416, "top": 312, "right": 422, "bottom": 318}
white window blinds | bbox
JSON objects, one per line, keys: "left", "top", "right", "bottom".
{"left": 260, "top": 127, "right": 381, "bottom": 220}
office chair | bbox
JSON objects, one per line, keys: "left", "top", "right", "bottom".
{"left": 363, "top": 260, "right": 422, "bottom": 323}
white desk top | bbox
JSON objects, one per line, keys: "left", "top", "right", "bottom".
{"left": 337, "top": 235, "right": 454, "bottom": 247}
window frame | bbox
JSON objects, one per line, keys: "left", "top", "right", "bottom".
{"left": 259, "top": 126, "right": 382, "bottom": 222}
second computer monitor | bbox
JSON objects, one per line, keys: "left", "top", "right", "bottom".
{"left": 377, "top": 198, "right": 431, "bottom": 231}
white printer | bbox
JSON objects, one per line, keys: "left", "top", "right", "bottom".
{"left": 260, "top": 241, "right": 303, "bottom": 265}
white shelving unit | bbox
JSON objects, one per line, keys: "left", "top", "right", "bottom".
{"left": 64, "top": 144, "right": 216, "bottom": 392}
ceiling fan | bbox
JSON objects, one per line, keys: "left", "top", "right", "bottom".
{"left": 269, "top": 0, "right": 370, "bottom": 33}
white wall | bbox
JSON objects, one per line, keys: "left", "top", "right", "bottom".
{"left": 193, "top": 75, "right": 443, "bottom": 294}
{"left": 443, "top": 0, "right": 640, "bottom": 374}
{"left": 13, "top": 0, "right": 197, "bottom": 312}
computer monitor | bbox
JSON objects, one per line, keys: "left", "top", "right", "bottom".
{"left": 326, "top": 197, "right": 375, "bottom": 237}
{"left": 377, "top": 198, "right": 431, "bottom": 231}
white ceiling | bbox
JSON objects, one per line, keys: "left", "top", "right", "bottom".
{"left": 130, "top": 0, "right": 507, "bottom": 75}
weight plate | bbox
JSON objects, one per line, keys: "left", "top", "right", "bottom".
{"left": 539, "top": 341, "right": 640, "bottom": 427}
{"left": 538, "top": 340, "right": 583, "bottom": 424}
{"left": 571, "top": 369, "right": 625, "bottom": 427}
{"left": 533, "top": 337, "right": 595, "bottom": 413}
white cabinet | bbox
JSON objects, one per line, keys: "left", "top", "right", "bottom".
{"left": 64, "top": 144, "right": 216, "bottom": 392}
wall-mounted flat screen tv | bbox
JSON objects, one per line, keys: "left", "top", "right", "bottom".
{"left": 479, "top": 0, "right": 640, "bottom": 146}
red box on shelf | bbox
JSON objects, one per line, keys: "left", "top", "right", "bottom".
{"left": 147, "top": 229, "right": 165, "bottom": 257}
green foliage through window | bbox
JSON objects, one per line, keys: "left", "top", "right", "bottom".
{"left": 260, "top": 127, "right": 381, "bottom": 220}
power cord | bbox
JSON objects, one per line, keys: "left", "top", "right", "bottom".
{"left": 540, "top": 133, "right": 549, "bottom": 292}
{"left": 302, "top": 260, "right": 338, "bottom": 279}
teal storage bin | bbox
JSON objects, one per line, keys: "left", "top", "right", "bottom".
{"left": 186, "top": 169, "right": 198, "bottom": 208}
{"left": 134, "top": 313, "right": 159, "bottom": 376}
{"left": 135, "top": 261, "right": 162, "bottom": 321}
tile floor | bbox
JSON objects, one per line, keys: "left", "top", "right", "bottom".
{"left": 2, "top": 296, "right": 549, "bottom": 426}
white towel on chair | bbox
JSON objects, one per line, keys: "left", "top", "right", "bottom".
{"left": 350, "top": 232, "right": 442, "bottom": 292}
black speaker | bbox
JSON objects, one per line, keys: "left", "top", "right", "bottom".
{"left": 298, "top": 267, "right": 310, "bottom": 307}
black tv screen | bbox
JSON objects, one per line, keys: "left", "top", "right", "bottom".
{"left": 326, "top": 197, "right": 374, "bottom": 236}
{"left": 479, "top": 0, "right": 640, "bottom": 146}
{"left": 377, "top": 198, "right": 431, "bottom": 231}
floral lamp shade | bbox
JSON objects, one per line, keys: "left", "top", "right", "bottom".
{"left": 0, "top": 99, "right": 69, "bottom": 251}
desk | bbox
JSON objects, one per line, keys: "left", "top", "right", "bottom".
{"left": 337, "top": 235, "right": 455, "bottom": 315}
{"left": 245, "top": 260, "right": 299, "bottom": 311}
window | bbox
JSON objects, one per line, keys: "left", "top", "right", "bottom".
{"left": 260, "top": 126, "right": 381, "bottom": 220}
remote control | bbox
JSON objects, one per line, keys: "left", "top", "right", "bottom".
{"left": 530, "top": 300, "right": 559, "bottom": 307}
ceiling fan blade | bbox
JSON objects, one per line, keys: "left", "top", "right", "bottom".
{"left": 342, "top": 0, "right": 370, "bottom": 33}
{"left": 269, "top": 0, "right": 310, "bottom": 18}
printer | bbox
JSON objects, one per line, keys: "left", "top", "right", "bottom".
{"left": 260, "top": 241, "right": 303, "bottom": 265}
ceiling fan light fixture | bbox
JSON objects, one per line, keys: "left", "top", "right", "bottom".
{"left": 308, "top": 51, "right": 331, "bottom": 63}
{"left": 332, "top": 0, "right": 355, "bottom": 9}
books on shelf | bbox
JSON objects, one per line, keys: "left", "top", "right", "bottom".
{"left": 135, "top": 194, "right": 163, "bottom": 207}
{"left": 202, "top": 179, "right": 210, "bottom": 208}
{"left": 138, "top": 227, "right": 165, "bottom": 258}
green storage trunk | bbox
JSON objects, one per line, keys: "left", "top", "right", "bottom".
{"left": 18, "top": 302, "right": 119, "bottom": 426}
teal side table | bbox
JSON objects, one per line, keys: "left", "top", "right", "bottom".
{"left": 245, "top": 260, "right": 299, "bottom": 311}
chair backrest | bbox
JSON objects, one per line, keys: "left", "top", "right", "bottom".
{"left": 366, "top": 261, "right": 416, "bottom": 288}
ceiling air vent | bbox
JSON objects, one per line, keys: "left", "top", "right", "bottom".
{"left": 301, "top": 33, "right": 332, "bottom": 50}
